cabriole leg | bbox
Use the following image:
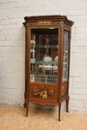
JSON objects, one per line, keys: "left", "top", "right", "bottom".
{"left": 26, "top": 99, "right": 28, "bottom": 117}
{"left": 66, "top": 99, "right": 69, "bottom": 112}
{"left": 58, "top": 103, "right": 61, "bottom": 121}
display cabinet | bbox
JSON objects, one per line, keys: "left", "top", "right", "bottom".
{"left": 23, "top": 15, "right": 74, "bottom": 121}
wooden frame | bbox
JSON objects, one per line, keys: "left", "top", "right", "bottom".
{"left": 23, "top": 15, "right": 74, "bottom": 121}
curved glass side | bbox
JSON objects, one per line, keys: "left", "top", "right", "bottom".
{"left": 62, "top": 30, "right": 70, "bottom": 82}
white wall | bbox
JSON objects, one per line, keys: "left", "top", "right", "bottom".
{"left": 0, "top": 0, "right": 87, "bottom": 112}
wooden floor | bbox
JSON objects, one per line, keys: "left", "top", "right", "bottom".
{"left": 0, "top": 103, "right": 87, "bottom": 130}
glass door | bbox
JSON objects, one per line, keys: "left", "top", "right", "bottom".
{"left": 30, "top": 28, "right": 59, "bottom": 84}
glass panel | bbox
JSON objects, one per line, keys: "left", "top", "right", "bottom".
{"left": 62, "top": 30, "right": 70, "bottom": 82}
{"left": 30, "top": 28, "right": 58, "bottom": 84}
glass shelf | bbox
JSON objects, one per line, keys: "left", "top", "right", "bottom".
{"left": 31, "top": 44, "right": 58, "bottom": 48}
{"left": 30, "top": 60, "right": 58, "bottom": 65}
{"left": 30, "top": 74, "right": 58, "bottom": 83}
